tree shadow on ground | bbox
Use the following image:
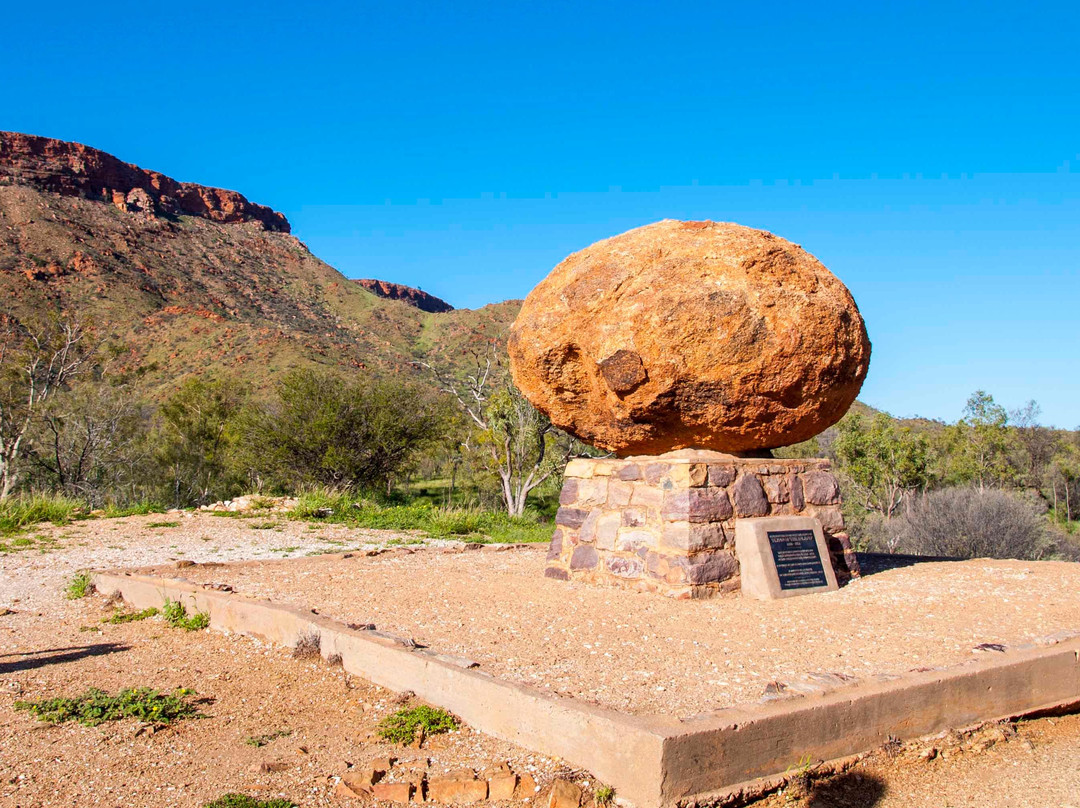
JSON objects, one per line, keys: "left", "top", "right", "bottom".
{"left": 855, "top": 551, "right": 960, "bottom": 578}
{"left": 806, "top": 772, "right": 887, "bottom": 807}
{"left": 0, "top": 643, "right": 129, "bottom": 674}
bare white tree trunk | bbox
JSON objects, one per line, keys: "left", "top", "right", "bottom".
{"left": 0, "top": 318, "right": 89, "bottom": 501}
{"left": 421, "top": 349, "right": 572, "bottom": 517}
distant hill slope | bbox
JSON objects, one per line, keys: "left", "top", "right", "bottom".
{"left": 354, "top": 279, "right": 454, "bottom": 313}
{"left": 0, "top": 131, "right": 519, "bottom": 394}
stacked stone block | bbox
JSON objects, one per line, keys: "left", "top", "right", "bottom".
{"left": 545, "top": 452, "right": 858, "bottom": 599}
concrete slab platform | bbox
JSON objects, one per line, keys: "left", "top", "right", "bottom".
{"left": 129, "top": 546, "right": 1080, "bottom": 716}
{"left": 94, "top": 555, "right": 1080, "bottom": 808}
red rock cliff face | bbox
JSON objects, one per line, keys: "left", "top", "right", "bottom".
{"left": 355, "top": 279, "right": 454, "bottom": 313}
{"left": 0, "top": 131, "right": 290, "bottom": 233}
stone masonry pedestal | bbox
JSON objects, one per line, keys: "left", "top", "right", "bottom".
{"left": 545, "top": 450, "right": 859, "bottom": 599}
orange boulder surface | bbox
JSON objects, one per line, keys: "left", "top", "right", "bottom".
{"left": 508, "top": 220, "right": 871, "bottom": 455}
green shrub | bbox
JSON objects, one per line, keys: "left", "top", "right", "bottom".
{"left": 890, "top": 487, "right": 1050, "bottom": 560}
{"left": 65, "top": 571, "right": 95, "bottom": 600}
{"left": 377, "top": 705, "right": 458, "bottom": 744}
{"left": 202, "top": 795, "right": 296, "bottom": 808}
{"left": 156, "top": 377, "right": 247, "bottom": 509}
{"left": 14, "top": 687, "right": 199, "bottom": 726}
{"left": 162, "top": 598, "right": 210, "bottom": 631}
{"left": 234, "top": 369, "right": 452, "bottom": 494}
{"left": 595, "top": 785, "right": 616, "bottom": 806}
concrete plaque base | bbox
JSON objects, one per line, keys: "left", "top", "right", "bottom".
{"left": 735, "top": 516, "right": 840, "bottom": 600}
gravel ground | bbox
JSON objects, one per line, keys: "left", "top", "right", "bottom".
{"left": 142, "top": 541, "right": 1080, "bottom": 717}
{"left": 4, "top": 513, "right": 1080, "bottom": 808}
{"left": 0, "top": 514, "right": 577, "bottom": 808}
{"left": 751, "top": 713, "right": 1080, "bottom": 808}
{"left": 0, "top": 512, "right": 441, "bottom": 615}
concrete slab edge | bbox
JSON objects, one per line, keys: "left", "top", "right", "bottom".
{"left": 92, "top": 570, "right": 668, "bottom": 806}
{"left": 93, "top": 570, "right": 1080, "bottom": 808}
{"left": 660, "top": 639, "right": 1080, "bottom": 804}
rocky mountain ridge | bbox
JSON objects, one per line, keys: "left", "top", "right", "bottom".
{"left": 0, "top": 131, "right": 289, "bottom": 233}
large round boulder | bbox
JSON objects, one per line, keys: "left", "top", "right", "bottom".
{"left": 508, "top": 220, "right": 871, "bottom": 455}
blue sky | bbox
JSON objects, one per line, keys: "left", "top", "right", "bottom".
{"left": 4, "top": 0, "right": 1078, "bottom": 426}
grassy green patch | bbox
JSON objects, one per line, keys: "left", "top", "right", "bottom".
{"left": 0, "top": 496, "right": 167, "bottom": 536}
{"left": 147, "top": 520, "right": 180, "bottom": 529}
{"left": 14, "top": 687, "right": 199, "bottom": 726}
{"left": 244, "top": 728, "right": 292, "bottom": 747}
{"left": 203, "top": 795, "right": 296, "bottom": 808}
{"left": 65, "top": 571, "right": 95, "bottom": 600}
{"left": 104, "top": 607, "right": 160, "bottom": 625}
{"left": 162, "top": 598, "right": 210, "bottom": 631}
{"left": 250, "top": 521, "right": 279, "bottom": 530}
{"left": 291, "top": 491, "right": 552, "bottom": 543}
{"left": 0, "top": 493, "right": 81, "bottom": 535}
{"left": 100, "top": 502, "right": 167, "bottom": 519}
{"left": 0, "top": 536, "right": 52, "bottom": 553}
{"left": 377, "top": 704, "right": 458, "bottom": 744}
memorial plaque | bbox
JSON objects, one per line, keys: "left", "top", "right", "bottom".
{"left": 735, "top": 516, "right": 838, "bottom": 600}
{"left": 767, "top": 529, "right": 828, "bottom": 590}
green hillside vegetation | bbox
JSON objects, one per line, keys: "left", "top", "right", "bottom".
{"left": 0, "top": 183, "right": 519, "bottom": 396}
